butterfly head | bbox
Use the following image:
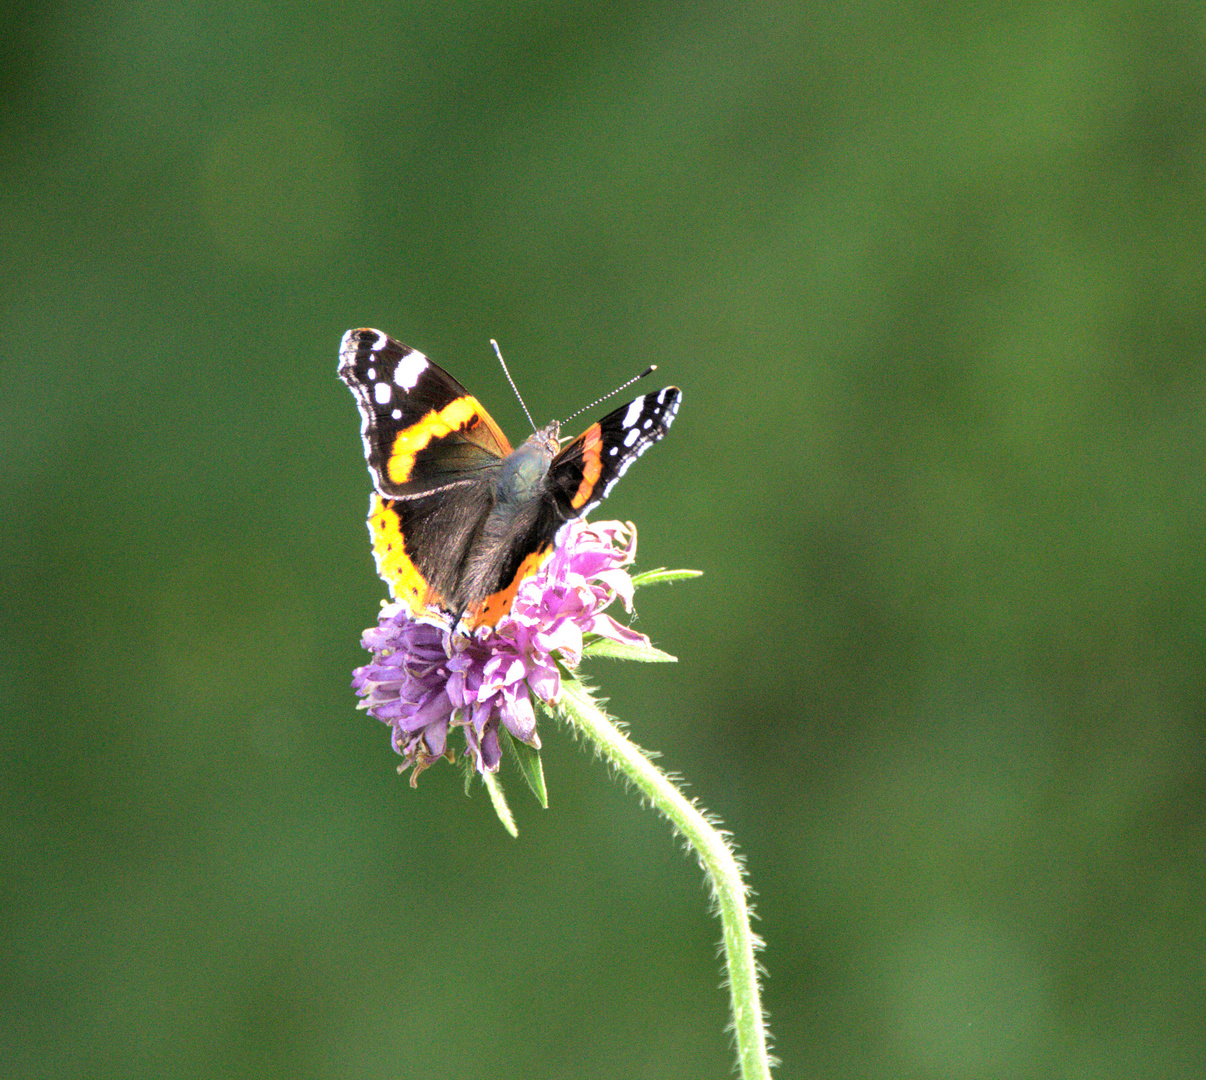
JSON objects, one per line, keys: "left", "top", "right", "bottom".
{"left": 528, "top": 420, "right": 561, "bottom": 452}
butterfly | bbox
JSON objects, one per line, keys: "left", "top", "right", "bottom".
{"left": 338, "top": 328, "right": 680, "bottom": 630}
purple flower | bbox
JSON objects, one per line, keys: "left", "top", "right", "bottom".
{"left": 351, "top": 520, "right": 656, "bottom": 784}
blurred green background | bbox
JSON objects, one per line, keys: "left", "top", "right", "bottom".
{"left": 3, "top": 3, "right": 1204, "bottom": 1077}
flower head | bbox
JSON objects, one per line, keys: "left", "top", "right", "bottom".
{"left": 351, "top": 520, "right": 656, "bottom": 784}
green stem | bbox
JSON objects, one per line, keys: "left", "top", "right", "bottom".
{"left": 559, "top": 678, "right": 774, "bottom": 1080}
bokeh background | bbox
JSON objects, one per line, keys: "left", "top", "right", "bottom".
{"left": 3, "top": 3, "right": 1204, "bottom": 1077}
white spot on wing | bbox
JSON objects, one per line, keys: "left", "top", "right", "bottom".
{"left": 394, "top": 351, "right": 428, "bottom": 390}
{"left": 623, "top": 397, "right": 644, "bottom": 428}
{"left": 623, "top": 427, "right": 640, "bottom": 448}
{"left": 374, "top": 381, "right": 392, "bottom": 405}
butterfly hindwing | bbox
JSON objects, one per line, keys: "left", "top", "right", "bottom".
{"left": 370, "top": 484, "right": 498, "bottom": 615}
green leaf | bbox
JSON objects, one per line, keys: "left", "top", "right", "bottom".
{"left": 630, "top": 567, "right": 703, "bottom": 588}
{"left": 502, "top": 728, "right": 549, "bottom": 809}
{"left": 481, "top": 770, "right": 519, "bottom": 837}
{"left": 583, "top": 637, "right": 678, "bottom": 663}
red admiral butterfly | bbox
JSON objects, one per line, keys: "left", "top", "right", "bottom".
{"left": 338, "top": 328, "right": 680, "bottom": 631}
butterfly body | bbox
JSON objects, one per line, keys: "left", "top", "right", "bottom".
{"left": 338, "top": 328, "right": 680, "bottom": 631}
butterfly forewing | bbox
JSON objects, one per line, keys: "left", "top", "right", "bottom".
{"left": 337, "top": 328, "right": 512, "bottom": 498}
{"left": 548, "top": 386, "right": 681, "bottom": 519}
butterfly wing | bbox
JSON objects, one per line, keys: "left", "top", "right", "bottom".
{"left": 337, "top": 328, "right": 512, "bottom": 498}
{"left": 548, "top": 386, "right": 682, "bottom": 519}
{"left": 339, "top": 327, "right": 514, "bottom": 619}
{"left": 366, "top": 486, "right": 498, "bottom": 619}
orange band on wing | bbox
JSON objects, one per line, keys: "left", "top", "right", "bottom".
{"left": 466, "top": 546, "right": 552, "bottom": 629}
{"left": 386, "top": 398, "right": 498, "bottom": 487}
{"left": 568, "top": 423, "right": 603, "bottom": 509}
{"left": 369, "top": 495, "right": 440, "bottom": 614}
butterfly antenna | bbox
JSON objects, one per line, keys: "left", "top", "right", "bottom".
{"left": 560, "top": 365, "right": 658, "bottom": 425}
{"left": 490, "top": 339, "right": 539, "bottom": 434}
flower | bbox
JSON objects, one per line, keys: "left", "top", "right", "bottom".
{"left": 351, "top": 520, "right": 656, "bottom": 784}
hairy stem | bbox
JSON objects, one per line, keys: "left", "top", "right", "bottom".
{"left": 559, "top": 678, "right": 773, "bottom": 1080}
